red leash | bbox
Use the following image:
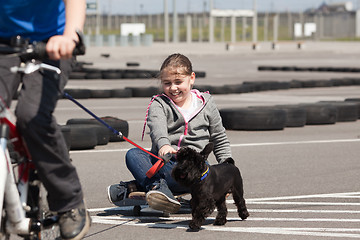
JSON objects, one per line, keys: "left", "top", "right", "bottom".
{"left": 64, "top": 92, "right": 165, "bottom": 178}
{"left": 122, "top": 136, "right": 165, "bottom": 178}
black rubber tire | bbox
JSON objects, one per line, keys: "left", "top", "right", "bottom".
{"left": 67, "top": 124, "right": 98, "bottom": 150}
{"left": 300, "top": 103, "right": 338, "bottom": 125}
{"left": 289, "top": 80, "right": 304, "bottom": 88}
{"left": 345, "top": 98, "right": 360, "bottom": 119}
{"left": 224, "top": 84, "right": 254, "bottom": 94}
{"left": 127, "top": 62, "right": 140, "bottom": 67}
{"left": 69, "top": 72, "right": 87, "bottom": 79}
{"left": 220, "top": 107, "right": 287, "bottom": 131}
{"left": 66, "top": 117, "right": 128, "bottom": 142}
{"left": 90, "top": 89, "right": 113, "bottom": 98}
{"left": 85, "top": 70, "right": 103, "bottom": 79}
{"left": 319, "top": 101, "right": 358, "bottom": 122}
{"left": 125, "top": 87, "right": 160, "bottom": 98}
{"left": 100, "top": 116, "right": 129, "bottom": 142}
{"left": 111, "top": 88, "right": 133, "bottom": 98}
{"left": 102, "top": 70, "right": 123, "bottom": 79}
{"left": 194, "top": 71, "right": 206, "bottom": 78}
{"left": 122, "top": 70, "right": 139, "bottom": 79}
{"left": 275, "top": 105, "right": 307, "bottom": 127}
{"left": 302, "top": 80, "right": 333, "bottom": 88}
{"left": 64, "top": 89, "right": 91, "bottom": 99}
{"left": 60, "top": 125, "right": 71, "bottom": 151}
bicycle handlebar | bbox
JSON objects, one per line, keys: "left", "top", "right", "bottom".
{"left": 0, "top": 30, "right": 85, "bottom": 61}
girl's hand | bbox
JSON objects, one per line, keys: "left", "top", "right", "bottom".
{"left": 159, "top": 145, "right": 177, "bottom": 157}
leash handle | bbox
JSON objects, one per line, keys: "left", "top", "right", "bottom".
{"left": 145, "top": 153, "right": 172, "bottom": 178}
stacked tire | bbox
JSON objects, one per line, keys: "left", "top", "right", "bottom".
{"left": 61, "top": 117, "right": 129, "bottom": 150}
{"left": 220, "top": 100, "right": 360, "bottom": 131}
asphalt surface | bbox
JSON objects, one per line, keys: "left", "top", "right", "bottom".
{"left": 30, "top": 41, "right": 360, "bottom": 239}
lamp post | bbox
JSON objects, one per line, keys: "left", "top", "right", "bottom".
{"left": 252, "top": 0, "right": 258, "bottom": 49}
{"left": 173, "top": 0, "right": 178, "bottom": 43}
{"left": 164, "top": 0, "right": 169, "bottom": 43}
{"left": 209, "top": 0, "right": 214, "bottom": 43}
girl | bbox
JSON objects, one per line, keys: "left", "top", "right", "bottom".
{"left": 108, "top": 53, "right": 232, "bottom": 213}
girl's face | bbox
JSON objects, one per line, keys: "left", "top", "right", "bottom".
{"left": 161, "top": 68, "right": 195, "bottom": 108}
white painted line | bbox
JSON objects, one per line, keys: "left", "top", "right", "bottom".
{"left": 249, "top": 209, "right": 360, "bottom": 214}
{"left": 88, "top": 206, "right": 360, "bottom": 215}
{"left": 231, "top": 138, "right": 360, "bottom": 147}
{"left": 69, "top": 138, "right": 360, "bottom": 154}
{"left": 93, "top": 215, "right": 360, "bottom": 223}
{"left": 247, "top": 191, "right": 360, "bottom": 202}
{"left": 90, "top": 216, "right": 360, "bottom": 238}
{"left": 243, "top": 201, "right": 360, "bottom": 206}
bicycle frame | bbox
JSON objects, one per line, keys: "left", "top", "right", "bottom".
{"left": 0, "top": 97, "right": 35, "bottom": 236}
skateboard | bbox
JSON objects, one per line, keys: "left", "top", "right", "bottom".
{"left": 113, "top": 192, "right": 191, "bottom": 216}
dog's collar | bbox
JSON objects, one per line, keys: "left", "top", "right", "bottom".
{"left": 200, "top": 166, "right": 209, "bottom": 181}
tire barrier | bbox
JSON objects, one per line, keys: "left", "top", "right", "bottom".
{"left": 60, "top": 125, "right": 71, "bottom": 151}
{"left": 300, "top": 103, "right": 338, "bottom": 125}
{"left": 258, "top": 66, "right": 360, "bottom": 73}
{"left": 274, "top": 105, "right": 307, "bottom": 127}
{"left": 318, "top": 101, "right": 359, "bottom": 122}
{"left": 68, "top": 66, "right": 205, "bottom": 80}
{"left": 65, "top": 124, "right": 98, "bottom": 150}
{"left": 344, "top": 98, "right": 360, "bottom": 119}
{"left": 61, "top": 118, "right": 129, "bottom": 150}
{"left": 220, "top": 107, "right": 287, "bottom": 131}
{"left": 66, "top": 116, "right": 129, "bottom": 143}
{"left": 63, "top": 77, "right": 360, "bottom": 99}
{"left": 220, "top": 100, "right": 360, "bottom": 131}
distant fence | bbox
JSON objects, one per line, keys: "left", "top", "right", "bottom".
{"left": 85, "top": 10, "right": 360, "bottom": 44}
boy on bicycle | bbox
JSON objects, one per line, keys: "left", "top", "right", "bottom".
{"left": 0, "top": 1, "right": 90, "bottom": 239}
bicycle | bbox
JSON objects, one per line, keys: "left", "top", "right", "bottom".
{"left": 0, "top": 32, "right": 85, "bottom": 240}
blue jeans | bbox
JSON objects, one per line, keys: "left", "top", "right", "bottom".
{"left": 125, "top": 148, "right": 189, "bottom": 194}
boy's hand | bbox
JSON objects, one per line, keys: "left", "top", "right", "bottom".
{"left": 46, "top": 35, "right": 76, "bottom": 60}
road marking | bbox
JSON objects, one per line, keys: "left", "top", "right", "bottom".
{"left": 247, "top": 191, "right": 360, "bottom": 201}
{"left": 89, "top": 207, "right": 360, "bottom": 215}
{"left": 90, "top": 216, "right": 360, "bottom": 238}
{"left": 89, "top": 191, "right": 360, "bottom": 238}
{"left": 70, "top": 138, "right": 360, "bottom": 154}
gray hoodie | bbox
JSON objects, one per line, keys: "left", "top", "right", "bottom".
{"left": 144, "top": 89, "right": 231, "bottom": 163}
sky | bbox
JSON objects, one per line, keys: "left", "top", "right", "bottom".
{"left": 91, "top": 0, "right": 360, "bottom": 14}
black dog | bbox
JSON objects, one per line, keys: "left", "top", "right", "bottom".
{"left": 172, "top": 143, "right": 249, "bottom": 231}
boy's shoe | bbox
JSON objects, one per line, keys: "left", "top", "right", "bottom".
{"left": 58, "top": 201, "right": 91, "bottom": 240}
{"left": 146, "top": 179, "right": 181, "bottom": 213}
{"left": 107, "top": 180, "right": 138, "bottom": 204}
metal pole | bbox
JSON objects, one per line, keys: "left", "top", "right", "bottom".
{"left": 252, "top": 0, "right": 258, "bottom": 49}
{"left": 186, "top": 14, "right": 192, "bottom": 43}
{"left": 209, "top": 0, "right": 214, "bottom": 43}
{"left": 231, "top": 16, "right": 236, "bottom": 43}
{"left": 96, "top": 0, "right": 100, "bottom": 35}
{"left": 164, "top": 0, "right": 169, "bottom": 43}
{"left": 173, "top": 0, "right": 178, "bottom": 43}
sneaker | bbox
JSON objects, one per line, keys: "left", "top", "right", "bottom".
{"left": 107, "top": 180, "right": 138, "bottom": 204}
{"left": 146, "top": 179, "right": 181, "bottom": 213}
{"left": 58, "top": 201, "right": 91, "bottom": 240}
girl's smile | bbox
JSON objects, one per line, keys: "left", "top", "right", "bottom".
{"left": 161, "top": 69, "right": 195, "bottom": 108}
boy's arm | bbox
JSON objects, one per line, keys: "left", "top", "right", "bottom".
{"left": 46, "top": 0, "right": 86, "bottom": 60}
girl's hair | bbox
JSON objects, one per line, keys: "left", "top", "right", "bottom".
{"left": 159, "top": 53, "right": 193, "bottom": 77}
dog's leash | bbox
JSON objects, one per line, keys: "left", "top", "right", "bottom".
{"left": 63, "top": 92, "right": 168, "bottom": 178}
